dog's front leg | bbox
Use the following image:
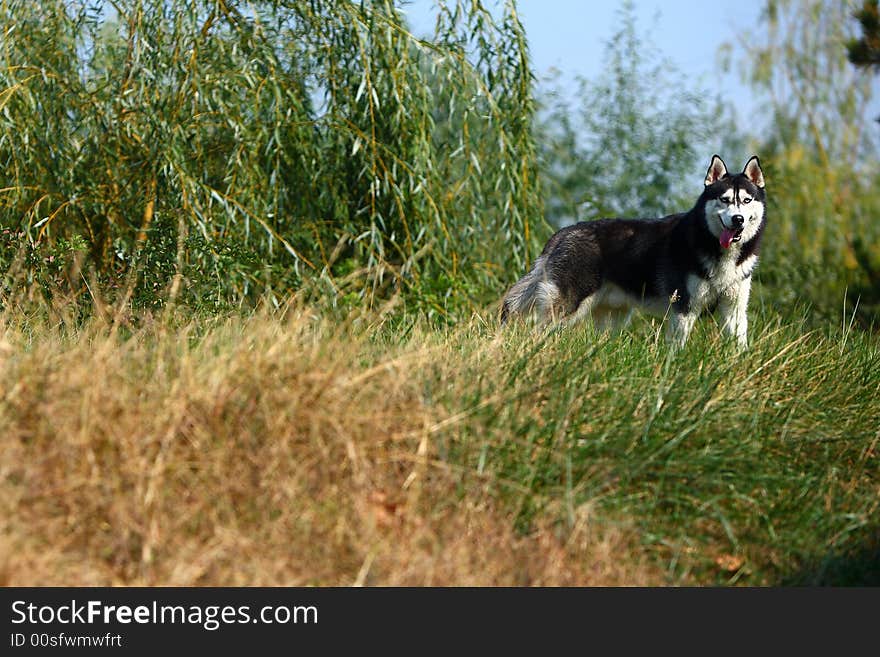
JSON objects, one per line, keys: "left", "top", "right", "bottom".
{"left": 718, "top": 277, "right": 751, "bottom": 349}
{"left": 666, "top": 311, "right": 697, "bottom": 350}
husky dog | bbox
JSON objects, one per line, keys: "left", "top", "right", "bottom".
{"left": 501, "top": 155, "right": 766, "bottom": 348}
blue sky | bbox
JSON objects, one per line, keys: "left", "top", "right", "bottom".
{"left": 400, "top": 0, "right": 764, "bottom": 112}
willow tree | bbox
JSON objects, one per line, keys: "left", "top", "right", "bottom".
{"left": 0, "top": 0, "right": 544, "bottom": 317}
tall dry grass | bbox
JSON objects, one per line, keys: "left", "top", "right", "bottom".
{"left": 0, "top": 309, "right": 659, "bottom": 586}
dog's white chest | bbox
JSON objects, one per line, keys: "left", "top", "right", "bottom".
{"left": 706, "top": 253, "right": 756, "bottom": 288}
{"left": 690, "top": 253, "right": 757, "bottom": 308}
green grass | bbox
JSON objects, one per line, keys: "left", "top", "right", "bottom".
{"left": 405, "top": 303, "right": 880, "bottom": 585}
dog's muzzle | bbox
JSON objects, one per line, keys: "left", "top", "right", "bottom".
{"left": 719, "top": 216, "right": 745, "bottom": 249}
{"left": 730, "top": 215, "right": 744, "bottom": 242}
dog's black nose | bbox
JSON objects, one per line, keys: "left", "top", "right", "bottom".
{"left": 732, "top": 214, "right": 744, "bottom": 227}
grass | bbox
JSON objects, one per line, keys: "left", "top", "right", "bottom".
{"left": 1, "top": 296, "right": 878, "bottom": 586}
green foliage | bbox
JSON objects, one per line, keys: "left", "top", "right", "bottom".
{"left": 534, "top": 0, "right": 729, "bottom": 226}
{"left": 0, "top": 0, "right": 545, "bottom": 319}
{"left": 738, "top": 0, "right": 880, "bottom": 324}
{"left": 748, "top": 0, "right": 877, "bottom": 164}
{"left": 0, "top": 228, "right": 88, "bottom": 304}
{"left": 847, "top": 0, "right": 880, "bottom": 70}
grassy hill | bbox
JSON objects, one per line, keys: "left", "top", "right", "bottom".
{"left": 1, "top": 0, "right": 879, "bottom": 587}
{"left": 3, "top": 292, "right": 877, "bottom": 586}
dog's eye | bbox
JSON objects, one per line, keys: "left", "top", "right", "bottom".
{"left": 742, "top": 198, "right": 752, "bottom": 204}
{"left": 720, "top": 197, "right": 732, "bottom": 205}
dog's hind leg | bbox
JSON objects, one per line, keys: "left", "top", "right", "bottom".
{"left": 534, "top": 280, "right": 576, "bottom": 327}
{"left": 559, "top": 292, "right": 597, "bottom": 328}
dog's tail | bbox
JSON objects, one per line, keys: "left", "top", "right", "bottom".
{"left": 500, "top": 255, "right": 551, "bottom": 324}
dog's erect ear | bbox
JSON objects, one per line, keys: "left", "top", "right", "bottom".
{"left": 704, "top": 155, "right": 728, "bottom": 186}
{"left": 742, "top": 156, "right": 764, "bottom": 188}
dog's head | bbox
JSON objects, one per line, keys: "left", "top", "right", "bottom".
{"left": 702, "top": 155, "right": 765, "bottom": 250}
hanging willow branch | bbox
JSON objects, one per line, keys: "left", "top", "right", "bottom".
{"left": 0, "top": 0, "right": 546, "bottom": 316}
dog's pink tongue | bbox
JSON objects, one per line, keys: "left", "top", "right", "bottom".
{"left": 720, "top": 228, "right": 735, "bottom": 249}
